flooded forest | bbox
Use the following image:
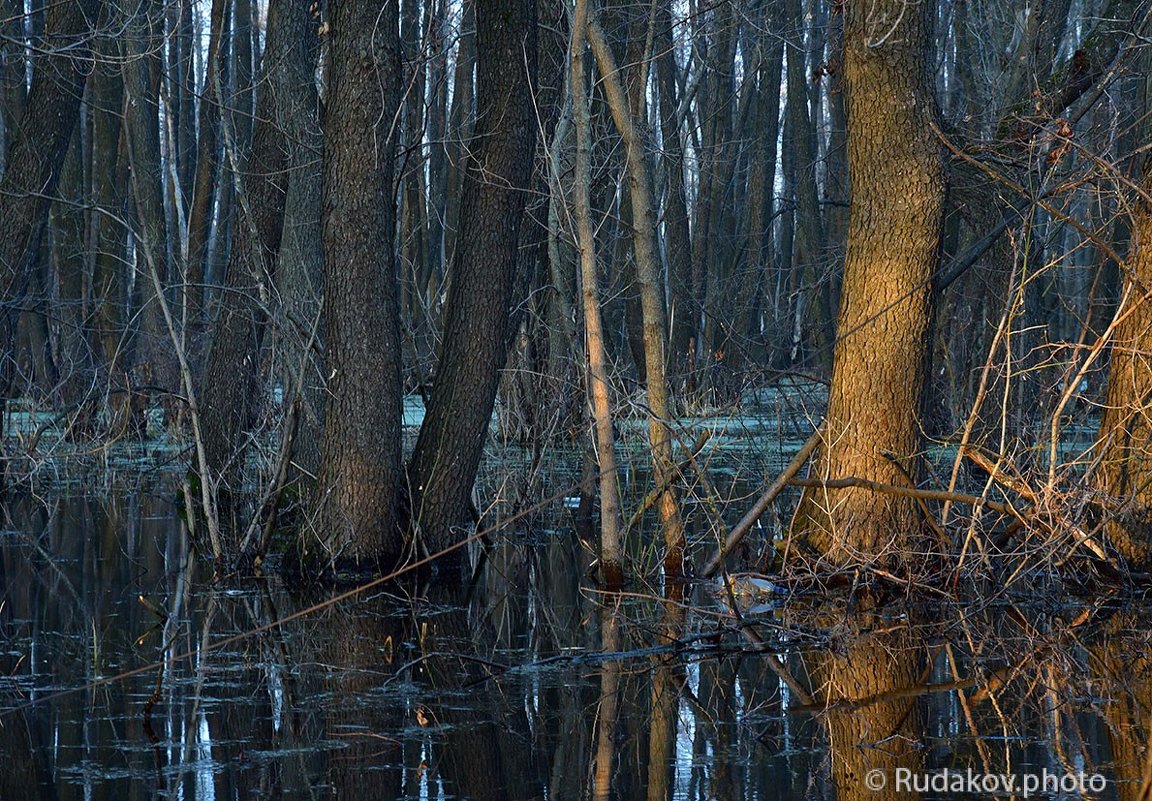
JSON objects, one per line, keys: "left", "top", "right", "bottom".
{"left": 5, "top": 0, "right": 1152, "bottom": 797}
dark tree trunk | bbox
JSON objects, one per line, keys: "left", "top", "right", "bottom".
{"left": 123, "top": 0, "right": 176, "bottom": 416}
{"left": 0, "top": 0, "right": 100, "bottom": 441}
{"left": 406, "top": 0, "right": 538, "bottom": 559}
{"left": 89, "top": 41, "right": 131, "bottom": 434}
{"left": 655, "top": 3, "right": 696, "bottom": 384}
{"left": 184, "top": 0, "right": 228, "bottom": 330}
{"left": 271, "top": 0, "right": 324, "bottom": 495}
{"left": 311, "top": 0, "right": 406, "bottom": 573}
{"left": 198, "top": 0, "right": 314, "bottom": 537}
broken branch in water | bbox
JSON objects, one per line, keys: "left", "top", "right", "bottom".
{"left": 702, "top": 428, "right": 822, "bottom": 578}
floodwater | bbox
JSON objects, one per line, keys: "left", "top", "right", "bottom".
{"left": 2, "top": 472, "right": 1151, "bottom": 800}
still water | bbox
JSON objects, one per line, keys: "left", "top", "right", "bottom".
{"left": 1, "top": 477, "right": 1150, "bottom": 799}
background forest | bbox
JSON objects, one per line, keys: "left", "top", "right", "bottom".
{"left": 2, "top": 0, "right": 1152, "bottom": 584}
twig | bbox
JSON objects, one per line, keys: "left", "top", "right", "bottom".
{"left": 702, "top": 428, "right": 822, "bottom": 578}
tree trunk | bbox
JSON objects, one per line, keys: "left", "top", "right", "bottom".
{"left": 183, "top": 0, "right": 228, "bottom": 330}
{"left": 311, "top": 0, "right": 405, "bottom": 574}
{"left": 790, "top": 0, "right": 945, "bottom": 570}
{"left": 272, "top": 0, "right": 325, "bottom": 496}
{"left": 1096, "top": 157, "right": 1152, "bottom": 569}
{"left": 90, "top": 43, "right": 131, "bottom": 434}
{"left": 785, "top": 0, "right": 831, "bottom": 370}
{"left": 123, "top": 0, "right": 176, "bottom": 418}
{"left": 406, "top": 0, "right": 538, "bottom": 559}
{"left": 586, "top": 10, "right": 686, "bottom": 579}
{"left": 654, "top": 3, "right": 696, "bottom": 385}
{"left": 0, "top": 0, "right": 99, "bottom": 441}
{"left": 571, "top": 0, "right": 623, "bottom": 588}
{"left": 198, "top": 0, "right": 314, "bottom": 537}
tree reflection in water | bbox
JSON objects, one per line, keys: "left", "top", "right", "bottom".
{"left": 4, "top": 488, "right": 1152, "bottom": 798}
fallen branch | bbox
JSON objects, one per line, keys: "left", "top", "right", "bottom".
{"left": 788, "top": 476, "right": 1024, "bottom": 520}
{"left": 701, "top": 429, "right": 822, "bottom": 578}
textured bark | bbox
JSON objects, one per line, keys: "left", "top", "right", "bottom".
{"left": 407, "top": 0, "right": 537, "bottom": 557}
{"left": 311, "top": 0, "right": 405, "bottom": 572}
{"left": 1096, "top": 158, "right": 1152, "bottom": 570}
{"left": 790, "top": 0, "right": 945, "bottom": 568}
{"left": 0, "top": 0, "right": 99, "bottom": 436}
{"left": 272, "top": 1, "right": 325, "bottom": 493}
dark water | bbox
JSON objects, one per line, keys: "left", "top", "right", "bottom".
{"left": 2, "top": 479, "right": 1151, "bottom": 800}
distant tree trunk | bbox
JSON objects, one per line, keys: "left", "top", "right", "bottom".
{"left": 184, "top": 0, "right": 228, "bottom": 329}
{"left": 311, "top": 0, "right": 405, "bottom": 573}
{"left": 90, "top": 43, "right": 131, "bottom": 434}
{"left": 442, "top": 0, "right": 475, "bottom": 276}
{"left": 198, "top": 0, "right": 317, "bottom": 537}
{"left": 587, "top": 10, "right": 686, "bottom": 579}
{"left": 406, "top": 0, "right": 537, "bottom": 558}
{"left": 740, "top": 1, "right": 784, "bottom": 364}
{"left": 0, "top": 0, "right": 99, "bottom": 442}
{"left": 785, "top": 0, "right": 831, "bottom": 370}
{"left": 1096, "top": 157, "right": 1152, "bottom": 570}
{"left": 654, "top": 3, "right": 695, "bottom": 384}
{"left": 51, "top": 124, "right": 97, "bottom": 420}
{"left": 123, "top": 0, "right": 176, "bottom": 416}
{"left": 789, "top": 0, "right": 945, "bottom": 569}
{"left": 0, "top": 0, "right": 26, "bottom": 162}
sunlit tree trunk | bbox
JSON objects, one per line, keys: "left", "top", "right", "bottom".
{"left": 586, "top": 9, "right": 686, "bottom": 579}
{"left": 1096, "top": 159, "right": 1152, "bottom": 569}
{"left": 571, "top": 0, "right": 623, "bottom": 587}
{"left": 790, "top": 0, "right": 945, "bottom": 569}
{"left": 311, "top": 0, "right": 405, "bottom": 573}
{"left": 406, "top": 0, "right": 537, "bottom": 559}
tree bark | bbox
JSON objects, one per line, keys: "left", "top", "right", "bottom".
{"left": 311, "top": 0, "right": 405, "bottom": 573}
{"left": 406, "top": 0, "right": 537, "bottom": 559}
{"left": 0, "top": 0, "right": 100, "bottom": 441}
{"left": 183, "top": 0, "right": 228, "bottom": 329}
{"left": 790, "top": 0, "right": 945, "bottom": 569}
{"left": 1096, "top": 157, "right": 1152, "bottom": 570}
{"left": 198, "top": 0, "right": 314, "bottom": 537}
{"left": 586, "top": 10, "right": 686, "bottom": 579}
{"left": 571, "top": 0, "right": 623, "bottom": 588}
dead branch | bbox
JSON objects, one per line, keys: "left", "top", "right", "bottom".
{"left": 701, "top": 428, "right": 822, "bottom": 578}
